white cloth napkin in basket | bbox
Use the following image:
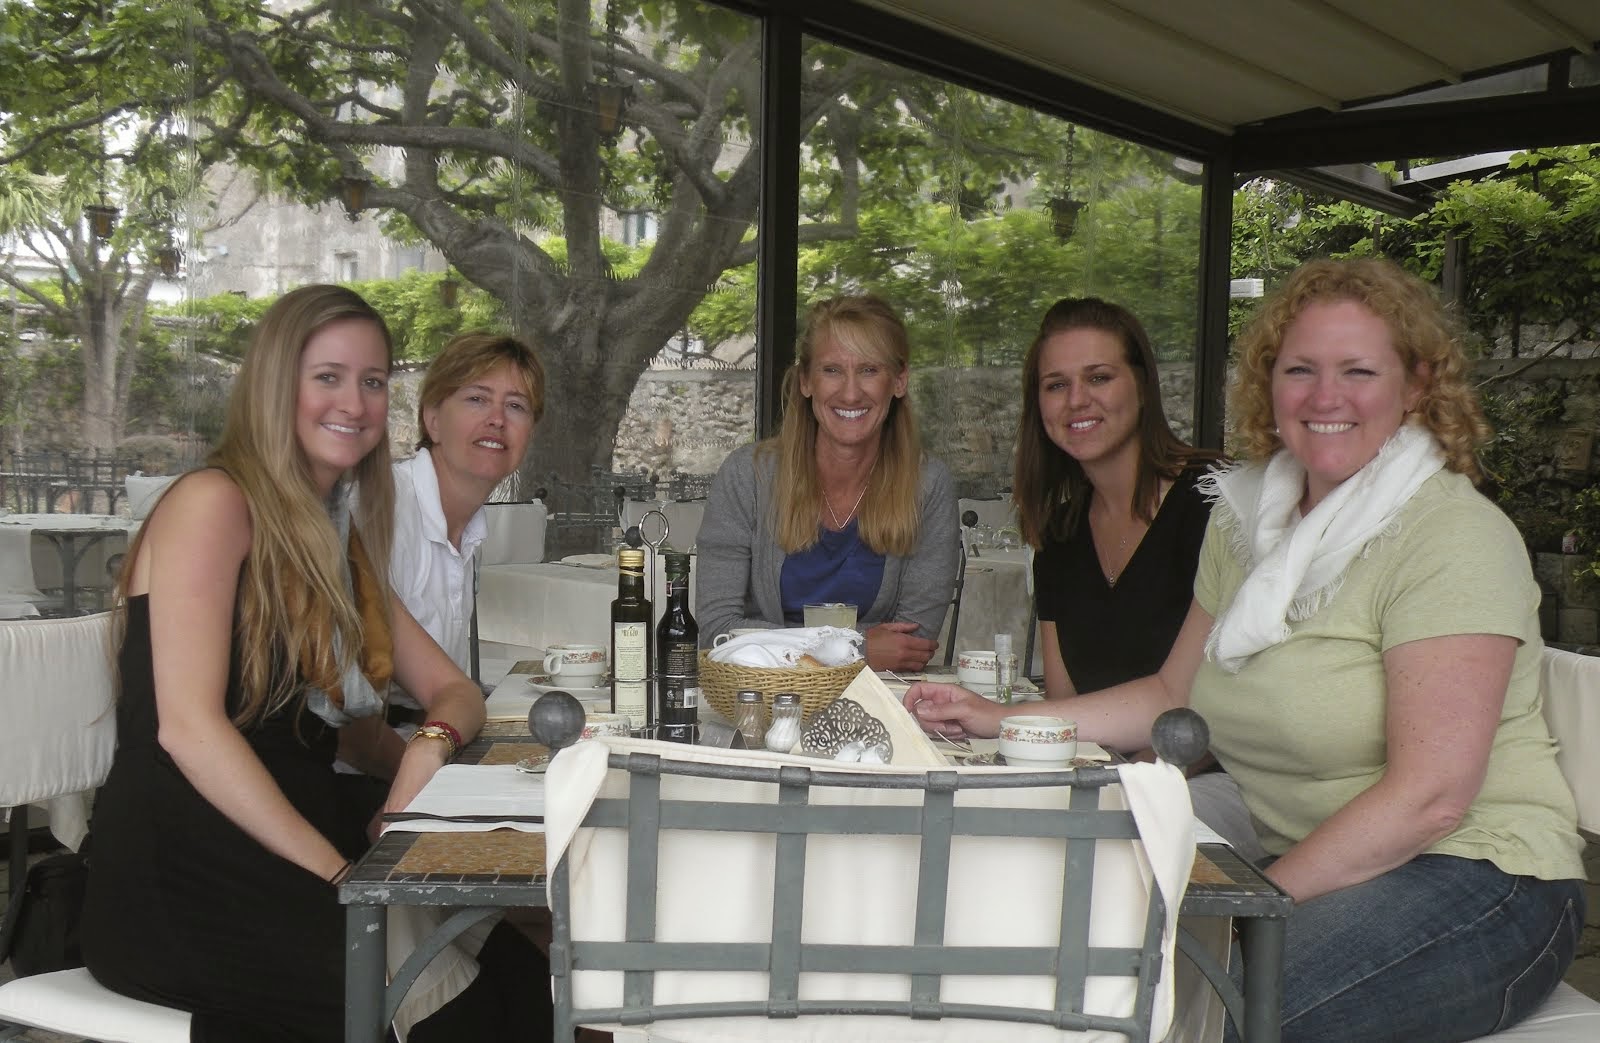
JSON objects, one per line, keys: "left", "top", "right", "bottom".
{"left": 707, "top": 625, "right": 862, "bottom": 667}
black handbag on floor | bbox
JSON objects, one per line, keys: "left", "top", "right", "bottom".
{"left": 8, "top": 850, "right": 88, "bottom": 977}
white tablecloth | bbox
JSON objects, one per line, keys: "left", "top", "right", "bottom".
{"left": 480, "top": 553, "right": 1040, "bottom": 677}
{"left": 937, "top": 550, "right": 1043, "bottom": 675}
{"left": 0, "top": 513, "right": 132, "bottom": 596}
{"left": 623, "top": 500, "right": 705, "bottom": 551}
{"left": 477, "top": 556, "right": 698, "bottom": 651}
{"left": 481, "top": 500, "right": 548, "bottom": 565}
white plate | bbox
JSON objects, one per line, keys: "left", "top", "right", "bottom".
{"left": 523, "top": 673, "right": 611, "bottom": 701}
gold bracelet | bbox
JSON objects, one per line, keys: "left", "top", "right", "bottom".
{"left": 409, "top": 724, "right": 458, "bottom": 759}
{"left": 327, "top": 860, "right": 354, "bottom": 886}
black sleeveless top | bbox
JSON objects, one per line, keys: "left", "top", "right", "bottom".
{"left": 81, "top": 595, "right": 374, "bottom": 1043}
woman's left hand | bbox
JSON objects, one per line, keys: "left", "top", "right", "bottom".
{"left": 370, "top": 734, "right": 452, "bottom": 842}
{"left": 902, "top": 681, "right": 1005, "bottom": 739}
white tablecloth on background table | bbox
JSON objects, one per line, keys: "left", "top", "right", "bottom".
{"left": 936, "top": 550, "right": 1042, "bottom": 675}
{"left": 623, "top": 500, "right": 705, "bottom": 550}
{"left": 481, "top": 500, "right": 549, "bottom": 565}
{"left": 0, "top": 513, "right": 133, "bottom": 594}
{"left": 477, "top": 556, "right": 699, "bottom": 651}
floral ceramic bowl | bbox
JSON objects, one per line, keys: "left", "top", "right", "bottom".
{"left": 955, "top": 650, "right": 998, "bottom": 687}
{"left": 996, "top": 715, "right": 1078, "bottom": 768}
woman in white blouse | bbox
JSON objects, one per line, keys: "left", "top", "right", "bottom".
{"left": 392, "top": 333, "right": 545, "bottom": 683}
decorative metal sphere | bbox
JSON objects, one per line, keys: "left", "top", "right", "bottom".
{"left": 529, "top": 690, "right": 586, "bottom": 752}
{"left": 1151, "top": 708, "right": 1210, "bottom": 770}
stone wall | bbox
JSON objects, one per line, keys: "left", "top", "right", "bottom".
{"left": 611, "top": 362, "right": 1199, "bottom": 499}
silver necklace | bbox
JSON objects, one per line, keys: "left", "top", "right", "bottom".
{"left": 1103, "top": 531, "right": 1131, "bottom": 586}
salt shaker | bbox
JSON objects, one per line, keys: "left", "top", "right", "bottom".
{"left": 733, "top": 689, "right": 767, "bottom": 750}
{"left": 993, "top": 633, "right": 1018, "bottom": 704}
{"left": 765, "top": 692, "right": 803, "bottom": 753}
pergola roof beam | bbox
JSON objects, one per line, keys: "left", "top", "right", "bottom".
{"left": 1504, "top": 0, "right": 1596, "bottom": 55}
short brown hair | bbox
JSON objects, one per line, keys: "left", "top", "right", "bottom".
{"left": 415, "top": 332, "right": 546, "bottom": 450}
{"left": 1230, "top": 258, "right": 1489, "bottom": 479}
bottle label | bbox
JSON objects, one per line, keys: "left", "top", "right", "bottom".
{"left": 659, "top": 639, "right": 697, "bottom": 679}
{"left": 658, "top": 683, "right": 699, "bottom": 710}
{"left": 613, "top": 621, "right": 650, "bottom": 728}
{"left": 613, "top": 622, "right": 648, "bottom": 681}
{"left": 612, "top": 680, "right": 648, "bottom": 728}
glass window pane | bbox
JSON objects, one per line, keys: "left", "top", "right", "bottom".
{"left": 794, "top": 40, "right": 1204, "bottom": 496}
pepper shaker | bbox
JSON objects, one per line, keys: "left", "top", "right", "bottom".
{"left": 733, "top": 689, "right": 767, "bottom": 749}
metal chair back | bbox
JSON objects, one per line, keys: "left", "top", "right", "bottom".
{"left": 549, "top": 753, "right": 1174, "bottom": 1041}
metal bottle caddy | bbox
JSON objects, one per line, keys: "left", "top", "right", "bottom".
{"left": 620, "top": 487, "right": 673, "bottom": 738}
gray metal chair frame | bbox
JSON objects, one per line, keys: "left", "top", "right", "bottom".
{"left": 549, "top": 754, "right": 1170, "bottom": 1041}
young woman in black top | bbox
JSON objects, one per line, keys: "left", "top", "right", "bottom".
{"left": 1014, "top": 297, "right": 1222, "bottom": 697}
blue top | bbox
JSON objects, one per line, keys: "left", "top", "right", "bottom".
{"left": 778, "top": 520, "right": 886, "bottom": 624}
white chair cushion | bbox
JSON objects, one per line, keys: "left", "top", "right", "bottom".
{"left": 0, "top": 612, "right": 117, "bottom": 807}
{"left": 1540, "top": 647, "right": 1600, "bottom": 835}
{"left": 1475, "top": 983, "right": 1600, "bottom": 1041}
{"left": 1, "top": 611, "right": 117, "bottom": 850}
{"left": 0, "top": 968, "right": 190, "bottom": 1043}
{"left": 125, "top": 474, "right": 178, "bottom": 521}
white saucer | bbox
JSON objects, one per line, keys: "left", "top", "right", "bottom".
{"left": 524, "top": 673, "right": 611, "bottom": 701}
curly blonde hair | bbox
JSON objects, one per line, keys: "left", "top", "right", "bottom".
{"left": 1230, "top": 258, "right": 1490, "bottom": 480}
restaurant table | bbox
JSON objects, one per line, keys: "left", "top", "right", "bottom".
{"left": 341, "top": 731, "right": 1291, "bottom": 1043}
{"left": 480, "top": 551, "right": 1039, "bottom": 674}
{"left": 0, "top": 513, "right": 132, "bottom": 615}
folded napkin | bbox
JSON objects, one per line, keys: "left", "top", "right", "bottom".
{"left": 381, "top": 764, "right": 545, "bottom": 834}
{"left": 707, "top": 625, "right": 862, "bottom": 667}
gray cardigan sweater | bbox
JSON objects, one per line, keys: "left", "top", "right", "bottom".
{"left": 694, "top": 443, "right": 960, "bottom": 645}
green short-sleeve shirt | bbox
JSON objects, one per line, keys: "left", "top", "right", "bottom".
{"left": 1191, "top": 470, "right": 1584, "bottom": 880}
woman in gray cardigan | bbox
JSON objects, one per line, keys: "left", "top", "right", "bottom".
{"left": 695, "top": 294, "right": 959, "bottom": 671}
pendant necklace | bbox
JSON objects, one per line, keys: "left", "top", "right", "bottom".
{"left": 1103, "top": 531, "right": 1131, "bottom": 586}
{"left": 823, "top": 461, "right": 875, "bottom": 530}
{"left": 824, "top": 483, "right": 869, "bottom": 530}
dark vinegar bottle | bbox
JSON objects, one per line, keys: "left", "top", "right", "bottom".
{"left": 611, "top": 548, "right": 651, "bottom": 731}
{"left": 654, "top": 550, "right": 699, "bottom": 744}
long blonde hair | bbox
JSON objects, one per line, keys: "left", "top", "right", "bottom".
{"left": 1230, "top": 258, "right": 1490, "bottom": 479}
{"left": 121, "top": 285, "right": 397, "bottom": 728}
{"left": 761, "top": 294, "right": 923, "bottom": 557}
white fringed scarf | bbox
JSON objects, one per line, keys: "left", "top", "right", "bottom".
{"left": 1200, "top": 422, "right": 1445, "bottom": 672}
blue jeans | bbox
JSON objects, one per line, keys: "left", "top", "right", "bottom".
{"left": 1230, "top": 854, "right": 1585, "bottom": 1042}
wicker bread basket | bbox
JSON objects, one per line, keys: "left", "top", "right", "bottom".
{"left": 698, "top": 650, "right": 865, "bottom": 721}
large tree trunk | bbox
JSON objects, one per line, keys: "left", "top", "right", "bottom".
{"left": 79, "top": 292, "right": 120, "bottom": 451}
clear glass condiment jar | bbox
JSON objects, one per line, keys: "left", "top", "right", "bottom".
{"left": 733, "top": 689, "right": 767, "bottom": 750}
{"left": 764, "top": 692, "right": 803, "bottom": 753}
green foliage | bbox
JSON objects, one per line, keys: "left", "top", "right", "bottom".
{"left": 1478, "top": 383, "right": 1579, "bottom": 553}
{"left": 1571, "top": 486, "right": 1600, "bottom": 586}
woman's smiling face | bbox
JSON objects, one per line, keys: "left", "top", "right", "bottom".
{"left": 1035, "top": 327, "right": 1142, "bottom": 467}
{"left": 1271, "top": 298, "right": 1422, "bottom": 510}
{"left": 800, "top": 333, "right": 907, "bottom": 455}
